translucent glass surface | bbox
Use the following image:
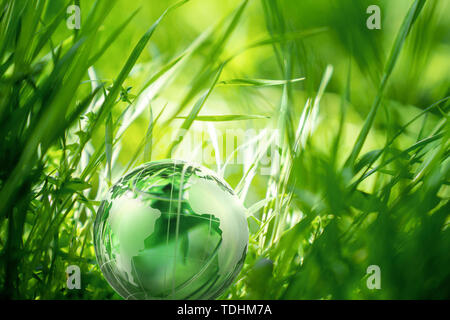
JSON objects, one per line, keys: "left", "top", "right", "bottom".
{"left": 93, "top": 160, "right": 248, "bottom": 300}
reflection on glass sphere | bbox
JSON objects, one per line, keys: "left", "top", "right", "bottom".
{"left": 93, "top": 159, "right": 248, "bottom": 300}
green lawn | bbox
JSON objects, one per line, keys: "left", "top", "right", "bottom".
{"left": 0, "top": 0, "right": 449, "bottom": 299}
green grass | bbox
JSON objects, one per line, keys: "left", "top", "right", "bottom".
{"left": 0, "top": 0, "right": 449, "bottom": 299}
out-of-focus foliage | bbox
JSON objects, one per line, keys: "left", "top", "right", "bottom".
{"left": 0, "top": 0, "right": 448, "bottom": 299}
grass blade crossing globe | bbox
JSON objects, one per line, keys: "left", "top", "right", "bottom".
{"left": 93, "top": 160, "right": 249, "bottom": 299}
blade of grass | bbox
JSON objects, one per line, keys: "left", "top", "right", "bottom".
{"left": 345, "top": 0, "right": 426, "bottom": 168}
{"left": 88, "top": 7, "right": 140, "bottom": 66}
{"left": 105, "top": 112, "right": 113, "bottom": 185}
{"left": 167, "top": 64, "right": 224, "bottom": 157}
{"left": 90, "top": 0, "right": 189, "bottom": 134}
{"left": 175, "top": 114, "right": 270, "bottom": 121}
{"left": 218, "top": 77, "right": 305, "bottom": 87}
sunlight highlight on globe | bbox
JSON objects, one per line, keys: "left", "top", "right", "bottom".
{"left": 93, "top": 160, "right": 249, "bottom": 300}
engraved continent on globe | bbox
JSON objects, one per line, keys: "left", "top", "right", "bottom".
{"left": 93, "top": 160, "right": 249, "bottom": 300}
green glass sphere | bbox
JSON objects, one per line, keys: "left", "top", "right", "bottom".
{"left": 93, "top": 160, "right": 248, "bottom": 300}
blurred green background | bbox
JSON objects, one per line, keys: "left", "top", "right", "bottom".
{"left": 0, "top": 0, "right": 449, "bottom": 299}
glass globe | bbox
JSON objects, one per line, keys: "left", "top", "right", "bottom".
{"left": 93, "top": 160, "right": 248, "bottom": 300}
